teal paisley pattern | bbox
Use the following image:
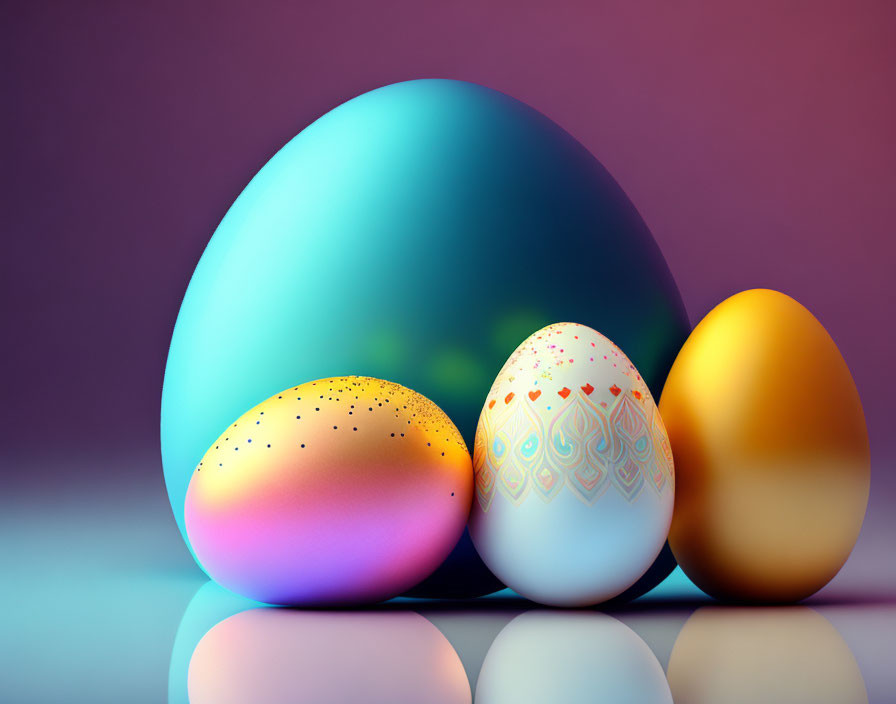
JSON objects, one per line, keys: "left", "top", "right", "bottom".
{"left": 474, "top": 390, "right": 673, "bottom": 511}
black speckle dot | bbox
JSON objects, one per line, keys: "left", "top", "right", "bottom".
{"left": 390, "top": 433, "right": 395, "bottom": 437}
{"left": 267, "top": 444, "right": 271, "bottom": 448}
{"left": 333, "top": 425, "right": 338, "bottom": 430}
{"left": 315, "top": 408, "right": 320, "bottom": 411}
{"left": 247, "top": 439, "right": 252, "bottom": 443}
{"left": 301, "top": 443, "right": 306, "bottom": 448}
{"left": 451, "top": 492, "right": 454, "bottom": 496}
{"left": 353, "top": 427, "right": 357, "bottom": 431}
{"left": 296, "top": 415, "right": 301, "bottom": 419}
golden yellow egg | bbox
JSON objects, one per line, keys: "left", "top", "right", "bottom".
{"left": 660, "top": 289, "right": 869, "bottom": 602}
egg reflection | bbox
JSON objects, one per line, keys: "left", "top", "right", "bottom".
{"left": 667, "top": 606, "right": 867, "bottom": 703}
{"left": 476, "top": 611, "right": 672, "bottom": 703}
{"left": 186, "top": 608, "right": 470, "bottom": 704}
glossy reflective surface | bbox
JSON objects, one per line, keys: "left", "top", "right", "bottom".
{"left": 3, "top": 459, "right": 895, "bottom": 703}
{"left": 667, "top": 606, "right": 867, "bottom": 703}
{"left": 164, "top": 585, "right": 887, "bottom": 704}
{"left": 187, "top": 608, "right": 471, "bottom": 703}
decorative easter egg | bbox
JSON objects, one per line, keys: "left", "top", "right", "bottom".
{"left": 185, "top": 376, "right": 472, "bottom": 605}
{"left": 469, "top": 323, "right": 675, "bottom": 606}
{"left": 162, "top": 78, "right": 690, "bottom": 597}
{"left": 188, "top": 609, "right": 471, "bottom": 704}
{"left": 660, "top": 289, "right": 870, "bottom": 602}
{"left": 667, "top": 607, "right": 867, "bottom": 703}
{"left": 476, "top": 611, "right": 672, "bottom": 704}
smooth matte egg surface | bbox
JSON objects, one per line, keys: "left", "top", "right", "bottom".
{"left": 469, "top": 323, "right": 674, "bottom": 606}
{"left": 161, "top": 78, "right": 689, "bottom": 597}
{"left": 185, "top": 376, "right": 472, "bottom": 605}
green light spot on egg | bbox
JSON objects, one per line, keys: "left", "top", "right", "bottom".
{"left": 427, "top": 347, "right": 490, "bottom": 400}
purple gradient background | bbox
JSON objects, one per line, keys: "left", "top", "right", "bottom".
{"left": 4, "top": 2, "right": 894, "bottom": 593}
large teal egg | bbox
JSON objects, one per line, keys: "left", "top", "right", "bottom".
{"left": 162, "top": 79, "right": 689, "bottom": 598}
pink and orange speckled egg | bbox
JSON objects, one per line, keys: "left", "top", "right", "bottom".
{"left": 185, "top": 376, "right": 473, "bottom": 605}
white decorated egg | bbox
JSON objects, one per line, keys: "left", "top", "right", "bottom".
{"left": 469, "top": 322, "right": 674, "bottom": 606}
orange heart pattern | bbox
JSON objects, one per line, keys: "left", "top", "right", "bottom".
{"left": 473, "top": 322, "right": 667, "bottom": 511}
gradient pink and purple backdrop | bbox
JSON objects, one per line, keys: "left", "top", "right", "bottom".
{"left": 4, "top": 1, "right": 894, "bottom": 593}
